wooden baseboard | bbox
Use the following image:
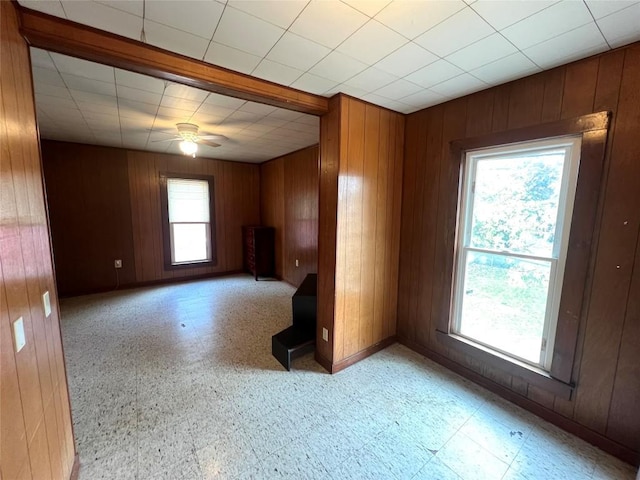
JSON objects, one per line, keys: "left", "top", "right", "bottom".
{"left": 314, "top": 351, "right": 333, "bottom": 373}
{"left": 58, "top": 270, "right": 245, "bottom": 297}
{"left": 69, "top": 454, "right": 80, "bottom": 480}
{"left": 327, "top": 336, "right": 397, "bottom": 373}
{"left": 399, "top": 337, "right": 640, "bottom": 467}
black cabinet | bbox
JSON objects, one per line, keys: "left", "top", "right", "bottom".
{"left": 242, "top": 225, "right": 275, "bottom": 280}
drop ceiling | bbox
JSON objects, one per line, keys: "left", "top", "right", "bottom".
{"left": 20, "top": 0, "right": 640, "bottom": 162}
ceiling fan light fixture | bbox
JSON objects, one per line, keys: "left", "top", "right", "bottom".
{"left": 179, "top": 139, "right": 198, "bottom": 157}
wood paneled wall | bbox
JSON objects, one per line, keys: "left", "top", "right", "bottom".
{"left": 1, "top": 2, "right": 76, "bottom": 479}
{"left": 41, "top": 141, "right": 260, "bottom": 295}
{"left": 398, "top": 44, "right": 640, "bottom": 463}
{"left": 260, "top": 145, "right": 319, "bottom": 287}
{"left": 42, "top": 141, "right": 136, "bottom": 295}
{"left": 318, "top": 95, "right": 404, "bottom": 370}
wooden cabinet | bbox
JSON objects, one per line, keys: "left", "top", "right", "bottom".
{"left": 242, "top": 225, "right": 275, "bottom": 280}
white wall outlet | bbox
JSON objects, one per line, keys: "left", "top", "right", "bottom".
{"left": 42, "top": 291, "right": 51, "bottom": 318}
{"left": 322, "top": 327, "right": 328, "bottom": 342}
{"left": 13, "top": 317, "right": 26, "bottom": 353}
{"left": 114, "top": 259, "right": 122, "bottom": 269}
{"left": 295, "top": 259, "right": 299, "bottom": 267}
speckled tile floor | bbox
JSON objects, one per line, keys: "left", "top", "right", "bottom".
{"left": 60, "top": 274, "right": 637, "bottom": 480}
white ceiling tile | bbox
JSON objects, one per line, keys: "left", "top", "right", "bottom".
{"left": 375, "top": 0, "right": 466, "bottom": 39}
{"left": 501, "top": 1, "right": 593, "bottom": 50}
{"left": 213, "top": 7, "right": 285, "bottom": 57}
{"left": 19, "top": 0, "right": 66, "bottom": 17}
{"left": 35, "top": 94, "right": 78, "bottom": 109}
{"left": 360, "top": 93, "right": 407, "bottom": 112}
{"left": 470, "top": 52, "right": 540, "bottom": 85}
{"left": 336, "top": 19, "right": 408, "bottom": 65}
{"left": 269, "top": 109, "right": 305, "bottom": 121}
{"left": 143, "top": 20, "right": 210, "bottom": 59}
{"left": 252, "top": 60, "right": 304, "bottom": 86}
{"left": 227, "top": 0, "right": 308, "bottom": 28}
{"left": 343, "top": 67, "right": 398, "bottom": 93}
{"left": 163, "top": 83, "right": 209, "bottom": 102}
{"left": 266, "top": 32, "right": 331, "bottom": 71}
{"left": 116, "top": 85, "right": 162, "bottom": 105}
{"left": 51, "top": 52, "right": 115, "bottom": 82}
{"left": 61, "top": 1, "right": 141, "bottom": 40}
{"left": 414, "top": 7, "right": 494, "bottom": 57}
{"left": 405, "top": 59, "right": 464, "bottom": 88}
{"left": 70, "top": 90, "right": 118, "bottom": 107}
{"left": 585, "top": 0, "right": 638, "bottom": 19}
{"left": 373, "top": 42, "right": 438, "bottom": 77}
{"left": 160, "top": 96, "right": 203, "bottom": 112}
{"left": 77, "top": 102, "right": 119, "bottom": 116}
{"left": 445, "top": 33, "right": 517, "bottom": 71}
{"left": 290, "top": 73, "right": 339, "bottom": 95}
{"left": 399, "top": 89, "right": 446, "bottom": 110}
{"left": 471, "top": 0, "right": 557, "bottom": 30}
{"left": 239, "top": 102, "right": 278, "bottom": 116}
{"left": 429, "top": 73, "right": 487, "bottom": 97}
{"left": 309, "top": 51, "right": 368, "bottom": 83}
{"left": 115, "top": 69, "right": 166, "bottom": 94}
{"left": 524, "top": 23, "right": 609, "bottom": 69}
{"left": 30, "top": 48, "right": 56, "bottom": 70}
{"left": 596, "top": 3, "right": 640, "bottom": 48}
{"left": 289, "top": 0, "right": 368, "bottom": 49}
{"left": 146, "top": 0, "right": 223, "bottom": 39}
{"left": 203, "top": 42, "right": 262, "bottom": 74}
{"left": 32, "top": 67, "right": 65, "bottom": 87}
{"left": 34, "top": 83, "right": 72, "bottom": 99}
{"left": 325, "top": 84, "right": 369, "bottom": 97}
{"left": 96, "top": 1, "right": 143, "bottom": 17}
{"left": 203, "top": 93, "right": 246, "bottom": 109}
{"left": 156, "top": 106, "right": 194, "bottom": 121}
{"left": 62, "top": 74, "right": 117, "bottom": 96}
{"left": 374, "top": 78, "right": 423, "bottom": 100}
{"left": 342, "top": 0, "right": 392, "bottom": 17}
{"left": 118, "top": 99, "right": 161, "bottom": 116}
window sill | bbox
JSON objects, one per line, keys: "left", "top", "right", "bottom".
{"left": 436, "top": 330, "right": 574, "bottom": 400}
{"left": 164, "top": 259, "right": 216, "bottom": 271}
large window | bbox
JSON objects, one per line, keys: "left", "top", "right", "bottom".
{"left": 160, "top": 174, "right": 216, "bottom": 268}
{"left": 452, "top": 137, "right": 581, "bottom": 371}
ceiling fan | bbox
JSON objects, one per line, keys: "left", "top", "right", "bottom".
{"left": 154, "top": 123, "right": 227, "bottom": 157}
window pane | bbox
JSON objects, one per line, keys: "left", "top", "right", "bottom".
{"left": 167, "top": 178, "right": 209, "bottom": 223}
{"left": 172, "top": 223, "right": 209, "bottom": 263}
{"left": 457, "top": 251, "right": 551, "bottom": 365}
{"left": 470, "top": 151, "right": 565, "bottom": 257}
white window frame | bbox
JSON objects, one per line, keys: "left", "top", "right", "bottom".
{"left": 167, "top": 177, "right": 212, "bottom": 266}
{"left": 451, "top": 136, "right": 582, "bottom": 371}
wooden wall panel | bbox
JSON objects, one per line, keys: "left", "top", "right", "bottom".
{"left": 1, "top": 2, "right": 75, "bottom": 479}
{"left": 41, "top": 141, "right": 261, "bottom": 292}
{"left": 398, "top": 43, "right": 640, "bottom": 464}
{"left": 260, "top": 145, "right": 319, "bottom": 287}
{"left": 42, "top": 141, "right": 136, "bottom": 296}
{"left": 322, "top": 95, "right": 404, "bottom": 368}
{"left": 260, "top": 158, "right": 285, "bottom": 279}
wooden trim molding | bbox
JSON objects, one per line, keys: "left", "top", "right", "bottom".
{"left": 319, "top": 336, "right": 397, "bottom": 374}
{"left": 399, "top": 336, "right": 640, "bottom": 467}
{"left": 69, "top": 454, "right": 80, "bottom": 480}
{"left": 438, "top": 111, "right": 611, "bottom": 392}
{"left": 17, "top": 7, "right": 329, "bottom": 115}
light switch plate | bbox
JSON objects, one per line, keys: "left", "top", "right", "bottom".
{"left": 43, "top": 291, "right": 51, "bottom": 318}
{"left": 322, "top": 327, "right": 328, "bottom": 342}
{"left": 13, "top": 317, "right": 26, "bottom": 353}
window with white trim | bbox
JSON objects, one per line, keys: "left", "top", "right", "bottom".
{"left": 452, "top": 136, "right": 581, "bottom": 371}
{"left": 166, "top": 177, "right": 212, "bottom": 265}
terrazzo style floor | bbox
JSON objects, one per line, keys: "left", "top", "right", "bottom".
{"left": 60, "top": 274, "right": 638, "bottom": 480}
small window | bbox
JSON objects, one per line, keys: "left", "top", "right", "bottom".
{"left": 452, "top": 137, "right": 581, "bottom": 371}
{"left": 160, "top": 174, "right": 216, "bottom": 268}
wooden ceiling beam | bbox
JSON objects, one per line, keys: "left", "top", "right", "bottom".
{"left": 18, "top": 7, "right": 329, "bottom": 116}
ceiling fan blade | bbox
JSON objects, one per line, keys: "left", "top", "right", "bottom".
{"left": 199, "top": 140, "right": 221, "bottom": 148}
{"left": 152, "top": 137, "right": 180, "bottom": 143}
{"left": 198, "top": 134, "right": 228, "bottom": 140}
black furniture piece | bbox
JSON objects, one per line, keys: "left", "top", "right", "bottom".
{"left": 242, "top": 225, "right": 275, "bottom": 280}
{"left": 272, "top": 274, "right": 317, "bottom": 371}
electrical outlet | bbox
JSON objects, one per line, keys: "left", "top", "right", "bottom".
{"left": 295, "top": 259, "right": 299, "bottom": 267}
{"left": 322, "top": 327, "right": 328, "bottom": 342}
{"left": 42, "top": 291, "right": 51, "bottom": 318}
{"left": 13, "top": 317, "right": 26, "bottom": 353}
{"left": 114, "top": 259, "right": 122, "bottom": 269}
